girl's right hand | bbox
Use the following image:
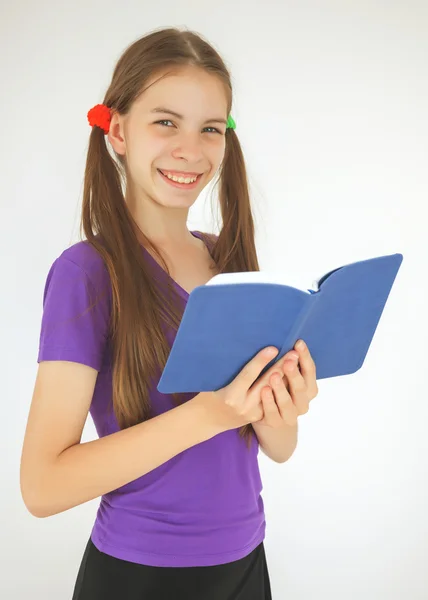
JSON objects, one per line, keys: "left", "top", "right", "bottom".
{"left": 193, "top": 346, "right": 282, "bottom": 433}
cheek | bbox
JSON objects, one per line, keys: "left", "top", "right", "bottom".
{"left": 128, "top": 136, "right": 165, "bottom": 175}
{"left": 208, "top": 138, "right": 226, "bottom": 167}
{"left": 148, "top": 133, "right": 169, "bottom": 153}
{"left": 147, "top": 135, "right": 177, "bottom": 169}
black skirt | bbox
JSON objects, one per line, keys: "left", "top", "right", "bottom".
{"left": 72, "top": 538, "right": 272, "bottom": 600}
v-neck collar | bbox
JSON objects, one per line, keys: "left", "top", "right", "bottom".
{"left": 141, "top": 230, "right": 212, "bottom": 301}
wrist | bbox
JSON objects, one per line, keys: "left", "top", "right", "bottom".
{"left": 187, "top": 391, "right": 224, "bottom": 440}
{"left": 253, "top": 420, "right": 298, "bottom": 463}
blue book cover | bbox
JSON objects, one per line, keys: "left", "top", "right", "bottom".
{"left": 157, "top": 252, "right": 403, "bottom": 394}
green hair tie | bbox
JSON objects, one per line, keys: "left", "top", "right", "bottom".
{"left": 226, "top": 115, "right": 236, "bottom": 130}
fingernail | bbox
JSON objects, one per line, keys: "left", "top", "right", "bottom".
{"left": 296, "top": 340, "right": 305, "bottom": 350}
{"left": 289, "top": 352, "right": 299, "bottom": 361}
{"left": 265, "top": 347, "right": 278, "bottom": 358}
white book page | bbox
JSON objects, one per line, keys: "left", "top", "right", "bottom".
{"left": 205, "top": 271, "right": 319, "bottom": 292}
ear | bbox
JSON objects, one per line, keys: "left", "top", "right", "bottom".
{"left": 107, "top": 112, "right": 127, "bottom": 156}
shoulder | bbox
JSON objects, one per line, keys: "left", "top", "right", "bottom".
{"left": 45, "top": 239, "right": 109, "bottom": 288}
{"left": 56, "top": 239, "right": 108, "bottom": 280}
{"left": 38, "top": 240, "right": 111, "bottom": 370}
{"left": 42, "top": 239, "right": 111, "bottom": 307}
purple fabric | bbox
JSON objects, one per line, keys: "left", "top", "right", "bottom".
{"left": 37, "top": 232, "right": 265, "bottom": 567}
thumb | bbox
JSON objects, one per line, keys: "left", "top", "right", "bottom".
{"left": 232, "top": 347, "right": 279, "bottom": 393}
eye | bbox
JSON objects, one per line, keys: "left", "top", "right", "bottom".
{"left": 155, "top": 119, "right": 174, "bottom": 127}
{"left": 204, "top": 126, "right": 223, "bottom": 134}
{"left": 154, "top": 120, "right": 223, "bottom": 134}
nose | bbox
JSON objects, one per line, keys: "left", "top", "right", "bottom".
{"left": 171, "top": 130, "right": 205, "bottom": 164}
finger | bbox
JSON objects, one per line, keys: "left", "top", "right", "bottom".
{"left": 270, "top": 372, "right": 297, "bottom": 424}
{"left": 294, "top": 340, "right": 318, "bottom": 395}
{"left": 261, "top": 386, "right": 283, "bottom": 426}
{"left": 279, "top": 351, "right": 299, "bottom": 391}
{"left": 255, "top": 350, "right": 299, "bottom": 393}
{"left": 282, "top": 360, "right": 309, "bottom": 415}
{"left": 233, "top": 347, "right": 279, "bottom": 393}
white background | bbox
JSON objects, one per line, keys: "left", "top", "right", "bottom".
{"left": 2, "top": 1, "right": 427, "bottom": 598}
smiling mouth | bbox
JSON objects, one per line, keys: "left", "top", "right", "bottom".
{"left": 158, "top": 169, "right": 203, "bottom": 181}
{"left": 157, "top": 169, "right": 204, "bottom": 188}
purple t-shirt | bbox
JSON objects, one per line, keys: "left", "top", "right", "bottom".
{"left": 37, "top": 231, "right": 266, "bottom": 567}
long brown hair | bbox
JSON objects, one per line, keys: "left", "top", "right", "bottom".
{"left": 80, "top": 27, "right": 260, "bottom": 445}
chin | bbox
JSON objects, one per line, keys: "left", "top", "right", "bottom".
{"left": 153, "top": 193, "right": 199, "bottom": 209}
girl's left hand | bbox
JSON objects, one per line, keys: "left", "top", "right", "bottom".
{"left": 257, "top": 339, "right": 318, "bottom": 428}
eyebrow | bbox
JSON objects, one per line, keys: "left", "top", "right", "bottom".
{"left": 150, "top": 107, "right": 227, "bottom": 126}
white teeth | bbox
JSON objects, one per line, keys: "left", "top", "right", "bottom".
{"left": 161, "top": 171, "right": 198, "bottom": 184}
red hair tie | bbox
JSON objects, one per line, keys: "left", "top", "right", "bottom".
{"left": 87, "top": 103, "right": 111, "bottom": 134}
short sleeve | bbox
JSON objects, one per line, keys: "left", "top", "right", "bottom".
{"left": 37, "top": 256, "right": 111, "bottom": 371}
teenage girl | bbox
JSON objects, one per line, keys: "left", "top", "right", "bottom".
{"left": 20, "top": 27, "right": 318, "bottom": 600}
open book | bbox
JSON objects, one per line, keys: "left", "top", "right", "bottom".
{"left": 157, "top": 252, "right": 403, "bottom": 394}
{"left": 205, "top": 268, "right": 336, "bottom": 293}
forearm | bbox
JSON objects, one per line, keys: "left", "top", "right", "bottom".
{"left": 253, "top": 421, "right": 298, "bottom": 463}
{"left": 24, "top": 394, "right": 217, "bottom": 518}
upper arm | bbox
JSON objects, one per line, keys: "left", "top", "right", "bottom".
{"left": 20, "top": 361, "right": 97, "bottom": 504}
{"left": 20, "top": 252, "right": 111, "bottom": 509}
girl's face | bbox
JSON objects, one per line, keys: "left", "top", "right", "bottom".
{"left": 115, "top": 66, "right": 229, "bottom": 209}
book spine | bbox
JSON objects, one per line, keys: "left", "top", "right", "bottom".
{"left": 255, "top": 291, "right": 317, "bottom": 382}
{"left": 277, "top": 292, "right": 319, "bottom": 360}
